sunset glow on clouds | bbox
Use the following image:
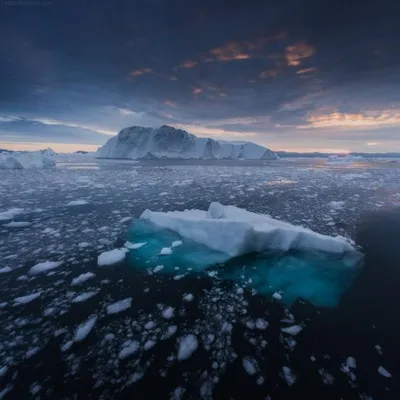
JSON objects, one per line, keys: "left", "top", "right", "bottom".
{"left": 0, "top": 0, "right": 399, "bottom": 153}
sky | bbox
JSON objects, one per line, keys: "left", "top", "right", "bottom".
{"left": 1, "top": 0, "right": 400, "bottom": 153}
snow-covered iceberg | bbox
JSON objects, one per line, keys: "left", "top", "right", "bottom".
{"left": 126, "top": 205, "right": 362, "bottom": 308}
{"left": 140, "top": 202, "right": 355, "bottom": 257}
{"left": 97, "top": 125, "right": 278, "bottom": 160}
{"left": 0, "top": 151, "right": 56, "bottom": 169}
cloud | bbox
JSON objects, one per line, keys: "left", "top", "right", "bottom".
{"left": 298, "top": 110, "right": 400, "bottom": 130}
{"left": 284, "top": 42, "right": 315, "bottom": 67}
{"left": 118, "top": 108, "right": 136, "bottom": 116}
{"left": 129, "top": 68, "right": 153, "bottom": 77}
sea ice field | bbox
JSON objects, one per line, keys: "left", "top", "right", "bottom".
{"left": 0, "top": 158, "right": 400, "bottom": 399}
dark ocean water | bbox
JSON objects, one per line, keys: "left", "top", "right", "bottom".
{"left": 0, "top": 160, "right": 399, "bottom": 399}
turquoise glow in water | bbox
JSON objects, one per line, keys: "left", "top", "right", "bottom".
{"left": 127, "top": 220, "right": 362, "bottom": 308}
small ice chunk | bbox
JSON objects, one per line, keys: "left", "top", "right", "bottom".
{"left": 153, "top": 265, "right": 164, "bottom": 273}
{"left": 346, "top": 357, "right": 356, "bottom": 369}
{"left": 71, "top": 291, "right": 98, "bottom": 303}
{"left": 207, "top": 202, "right": 225, "bottom": 219}
{"left": 145, "top": 321, "right": 156, "bottom": 330}
{"left": 106, "top": 298, "right": 132, "bottom": 314}
{"left": 25, "top": 347, "right": 40, "bottom": 359}
{"left": 242, "top": 357, "right": 258, "bottom": 375}
{"left": 104, "top": 333, "right": 115, "bottom": 341}
{"left": 0, "top": 207, "right": 24, "bottom": 221}
{"left": 120, "top": 216, "right": 132, "bottom": 223}
{"left": 378, "top": 366, "right": 392, "bottom": 378}
{"left": 74, "top": 315, "right": 97, "bottom": 342}
{"left": 183, "top": 293, "right": 194, "bottom": 302}
{"left": 282, "top": 366, "right": 296, "bottom": 386}
{"left": 281, "top": 325, "right": 303, "bottom": 336}
{"left": 0, "top": 366, "right": 8, "bottom": 377}
{"left": 124, "top": 241, "right": 146, "bottom": 250}
{"left": 66, "top": 199, "right": 89, "bottom": 206}
{"left": 0, "top": 267, "right": 12, "bottom": 274}
{"left": 29, "top": 260, "right": 63, "bottom": 275}
{"left": 144, "top": 340, "right": 156, "bottom": 351}
{"left": 272, "top": 292, "right": 283, "bottom": 300}
{"left": 255, "top": 318, "right": 269, "bottom": 330}
{"left": 177, "top": 334, "right": 198, "bottom": 361}
{"left": 171, "top": 240, "right": 183, "bottom": 248}
{"left": 160, "top": 247, "right": 172, "bottom": 255}
{"left": 97, "top": 249, "right": 126, "bottom": 266}
{"left": 162, "top": 307, "right": 175, "bottom": 320}
{"left": 118, "top": 341, "right": 139, "bottom": 360}
{"left": 13, "top": 292, "right": 41, "bottom": 305}
{"left": 3, "top": 221, "right": 31, "bottom": 228}
{"left": 71, "top": 272, "right": 95, "bottom": 286}
{"left": 61, "top": 341, "right": 73, "bottom": 352}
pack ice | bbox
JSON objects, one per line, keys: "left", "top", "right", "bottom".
{"left": 140, "top": 202, "right": 354, "bottom": 257}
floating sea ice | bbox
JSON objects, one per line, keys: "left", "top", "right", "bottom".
{"left": 177, "top": 334, "right": 198, "bottom": 361}
{"left": 3, "top": 221, "right": 31, "bottom": 228}
{"left": 71, "top": 291, "right": 98, "bottom": 303}
{"left": 66, "top": 199, "right": 89, "bottom": 206}
{"left": 272, "top": 292, "right": 283, "bottom": 300}
{"left": 378, "top": 366, "right": 392, "bottom": 378}
{"left": 281, "top": 325, "right": 303, "bottom": 336}
{"left": 0, "top": 207, "right": 24, "bottom": 221}
{"left": 144, "top": 340, "right": 156, "bottom": 351}
{"left": 0, "top": 267, "right": 12, "bottom": 274}
{"left": 162, "top": 307, "right": 175, "bottom": 319}
{"left": 153, "top": 265, "right": 164, "bottom": 273}
{"left": 124, "top": 241, "right": 146, "bottom": 250}
{"left": 160, "top": 247, "right": 172, "bottom": 255}
{"left": 71, "top": 272, "right": 95, "bottom": 286}
{"left": 281, "top": 366, "right": 296, "bottom": 386}
{"left": 242, "top": 357, "right": 258, "bottom": 375}
{"left": 106, "top": 298, "right": 132, "bottom": 314}
{"left": 29, "top": 260, "right": 63, "bottom": 275}
{"left": 98, "top": 249, "right": 127, "bottom": 266}
{"left": 74, "top": 315, "right": 97, "bottom": 342}
{"left": 172, "top": 240, "right": 183, "bottom": 248}
{"left": 183, "top": 293, "right": 194, "bottom": 302}
{"left": 118, "top": 341, "right": 139, "bottom": 360}
{"left": 13, "top": 292, "right": 42, "bottom": 306}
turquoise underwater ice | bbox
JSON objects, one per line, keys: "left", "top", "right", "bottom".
{"left": 127, "top": 220, "right": 362, "bottom": 308}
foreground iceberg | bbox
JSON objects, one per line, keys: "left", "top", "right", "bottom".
{"left": 140, "top": 202, "right": 355, "bottom": 257}
{"left": 126, "top": 203, "right": 362, "bottom": 308}
{"left": 0, "top": 151, "right": 55, "bottom": 169}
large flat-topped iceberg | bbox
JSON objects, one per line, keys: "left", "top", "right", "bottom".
{"left": 97, "top": 125, "right": 278, "bottom": 160}
{"left": 140, "top": 202, "right": 355, "bottom": 257}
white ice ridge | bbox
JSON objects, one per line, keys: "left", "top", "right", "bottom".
{"left": 0, "top": 151, "right": 55, "bottom": 169}
{"left": 140, "top": 202, "right": 355, "bottom": 257}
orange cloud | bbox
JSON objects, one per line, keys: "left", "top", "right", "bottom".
{"left": 180, "top": 60, "right": 198, "bottom": 68}
{"left": 209, "top": 41, "right": 251, "bottom": 61}
{"left": 296, "top": 67, "right": 317, "bottom": 74}
{"left": 192, "top": 88, "right": 203, "bottom": 95}
{"left": 285, "top": 42, "right": 315, "bottom": 67}
{"left": 299, "top": 110, "right": 400, "bottom": 129}
{"left": 129, "top": 68, "right": 153, "bottom": 77}
{"left": 163, "top": 100, "right": 178, "bottom": 108}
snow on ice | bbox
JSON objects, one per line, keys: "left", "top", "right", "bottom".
{"left": 29, "top": 260, "right": 63, "bottom": 275}
{"left": 97, "top": 248, "right": 127, "bottom": 266}
{"left": 140, "top": 202, "right": 355, "bottom": 257}
{"left": 177, "top": 334, "right": 199, "bottom": 361}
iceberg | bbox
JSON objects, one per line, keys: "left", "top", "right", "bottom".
{"left": 97, "top": 125, "right": 278, "bottom": 160}
{"left": 0, "top": 151, "right": 55, "bottom": 169}
{"left": 140, "top": 202, "right": 355, "bottom": 257}
{"left": 126, "top": 203, "right": 362, "bottom": 308}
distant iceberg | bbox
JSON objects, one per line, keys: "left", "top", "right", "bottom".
{"left": 0, "top": 151, "right": 56, "bottom": 169}
{"left": 97, "top": 125, "right": 278, "bottom": 160}
{"left": 140, "top": 202, "right": 355, "bottom": 256}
